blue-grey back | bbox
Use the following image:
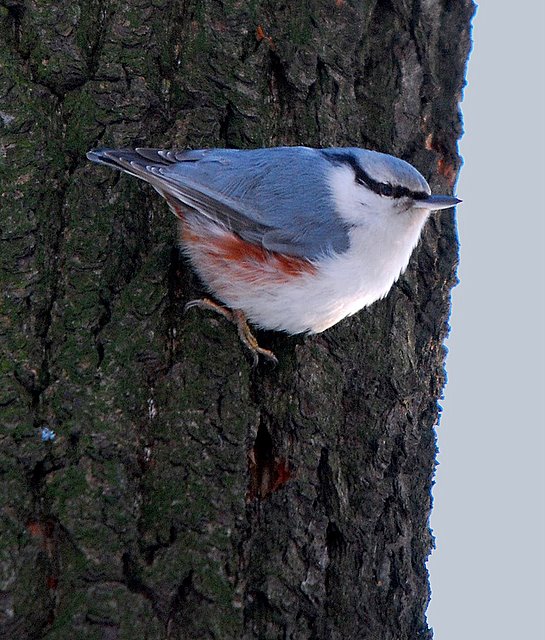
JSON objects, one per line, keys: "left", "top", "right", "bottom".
{"left": 88, "top": 146, "right": 358, "bottom": 258}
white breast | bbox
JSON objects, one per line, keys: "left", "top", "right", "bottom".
{"left": 226, "top": 209, "right": 430, "bottom": 335}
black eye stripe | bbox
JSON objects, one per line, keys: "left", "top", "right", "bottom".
{"left": 322, "top": 151, "right": 429, "bottom": 201}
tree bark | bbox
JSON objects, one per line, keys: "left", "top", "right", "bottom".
{"left": 0, "top": 1, "right": 474, "bottom": 638}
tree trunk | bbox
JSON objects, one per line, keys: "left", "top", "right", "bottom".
{"left": 0, "top": 1, "right": 474, "bottom": 638}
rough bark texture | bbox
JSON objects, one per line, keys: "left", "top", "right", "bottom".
{"left": 0, "top": 1, "right": 473, "bottom": 638}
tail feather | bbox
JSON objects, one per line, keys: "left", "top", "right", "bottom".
{"left": 86, "top": 148, "right": 175, "bottom": 190}
{"left": 86, "top": 147, "right": 206, "bottom": 172}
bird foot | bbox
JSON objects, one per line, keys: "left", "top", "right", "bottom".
{"left": 184, "top": 298, "right": 278, "bottom": 366}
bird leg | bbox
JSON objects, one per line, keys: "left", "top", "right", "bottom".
{"left": 184, "top": 298, "right": 278, "bottom": 366}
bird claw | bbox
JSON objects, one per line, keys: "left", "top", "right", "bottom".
{"left": 184, "top": 298, "right": 233, "bottom": 321}
{"left": 185, "top": 298, "right": 278, "bottom": 366}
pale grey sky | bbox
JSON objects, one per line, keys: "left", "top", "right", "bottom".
{"left": 427, "top": 2, "right": 545, "bottom": 639}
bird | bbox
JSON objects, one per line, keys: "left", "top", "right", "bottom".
{"left": 87, "top": 146, "right": 460, "bottom": 364}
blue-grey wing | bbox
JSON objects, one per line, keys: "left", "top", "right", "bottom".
{"left": 86, "top": 147, "right": 350, "bottom": 259}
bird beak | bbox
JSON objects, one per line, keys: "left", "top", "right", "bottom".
{"left": 413, "top": 195, "right": 462, "bottom": 210}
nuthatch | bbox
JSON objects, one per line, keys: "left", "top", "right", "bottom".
{"left": 87, "top": 146, "right": 460, "bottom": 363}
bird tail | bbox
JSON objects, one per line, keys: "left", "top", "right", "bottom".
{"left": 86, "top": 147, "right": 177, "bottom": 182}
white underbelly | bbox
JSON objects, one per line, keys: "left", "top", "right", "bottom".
{"left": 217, "top": 256, "right": 400, "bottom": 335}
{"left": 181, "top": 217, "right": 423, "bottom": 335}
